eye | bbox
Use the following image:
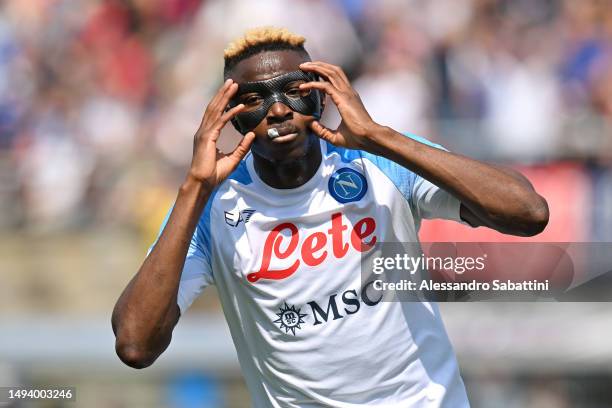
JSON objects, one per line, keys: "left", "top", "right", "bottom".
{"left": 284, "top": 82, "right": 311, "bottom": 99}
{"left": 241, "top": 94, "right": 263, "bottom": 107}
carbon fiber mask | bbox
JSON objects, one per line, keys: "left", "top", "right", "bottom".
{"left": 229, "top": 71, "right": 322, "bottom": 135}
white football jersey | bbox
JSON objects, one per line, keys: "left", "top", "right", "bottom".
{"left": 153, "top": 135, "right": 471, "bottom": 407}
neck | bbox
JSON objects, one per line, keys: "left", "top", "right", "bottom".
{"left": 253, "top": 138, "right": 322, "bottom": 189}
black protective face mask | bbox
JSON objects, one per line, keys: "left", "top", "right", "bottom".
{"left": 229, "top": 71, "right": 322, "bottom": 135}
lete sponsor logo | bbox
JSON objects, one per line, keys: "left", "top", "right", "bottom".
{"left": 247, "top": 212, "right": 377, "bottom": 283}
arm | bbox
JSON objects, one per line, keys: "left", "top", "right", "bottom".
{"left": 299, "top": 61, "right": 549, "bottom": 236}
{"left": 111, "top": 79, "right": 255, "bottom": 368}
{"left": 367, "top": 129, "right": 549, "bottom": 236}
{"left": 111, "top": 180, "right": 209, "bottom": 369}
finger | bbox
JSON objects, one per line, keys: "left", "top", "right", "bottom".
{"left": 217, "top": 103, "right": 245, "bottom": 128}
{"left": 207, "top": 104, "right": 244, "bottom": 143}
{"left": 210, "top": 82, "right": 239, "bottom": 116}
{"left": 315, "top": 61, "right": 351, "bottom": 86}
{"left": 300, "top": 62, "right": 344, "bottom": 90}
{"left": 299, "top": 81, "right": 344, "bottom": 106}
{"left": 218, "top": 82, "right": 240, "bottom": 112}
{"left": 300, "top": 61, "right": 350, "bottom": 90}
{"left": 203, "top": 84, "right": 239, "bottom": 131}
{"left": 206, "top": 79, "right": 233, "bottom": 115}
{"left": 309, "top": 120, "right": 337, "bottom": 143}
{"left": 228, "top": 131, "right": 256, "bottom": 161}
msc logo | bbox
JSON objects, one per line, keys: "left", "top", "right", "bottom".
{"left": 224, "top": 208, "right": 255, "bottom": 227}
{"left": 274, "top": 303, "right": 307, "bottom": 335}
{"left": 307, "top": 281, "right": 382, "bottom": 326}
{"left": 273, "top": 282, "right": 382, "bottom": 335}
{"left": 328, "top": 167, "right": 367, "bottom": 204}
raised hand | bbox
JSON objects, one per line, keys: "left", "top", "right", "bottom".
{"left": 189, "top": 79, "right": 256, "bottom": 189}
{"left": 299, "top": 61, "right": 380, "bottom": 151}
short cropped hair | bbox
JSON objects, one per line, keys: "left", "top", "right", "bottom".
{"left": 223, "top": 27, "right": 310, "bottom": 79}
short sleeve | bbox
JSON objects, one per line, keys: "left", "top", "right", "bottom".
{"left": 411, "top": 176, "right": 463, "bottom": 222}
{"left": 148, "top": 200, "right": 216, "bottom": 315}
{"left": 405, "top": 135, "right": 466, "bottom": 223}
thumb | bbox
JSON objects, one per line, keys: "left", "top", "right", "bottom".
{"left": 229, "top": 131, "right": 256, "bottom": 161}
{"left": 310, "top": 120, "right": 336, "bottom": 143}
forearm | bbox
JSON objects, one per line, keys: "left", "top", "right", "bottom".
{"left": 112, "top": 176, "right": 212, "bottom": 367}
{"left": 365, "top": 126, "right": 549, "bottom": 235}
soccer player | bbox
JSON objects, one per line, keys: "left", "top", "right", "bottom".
{"left": 112, "top": 27, "right": 549, "bottom": 407}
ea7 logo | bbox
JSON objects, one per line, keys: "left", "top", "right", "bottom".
{"left": 224, "top": 209, "right": 255, "bottom": 227}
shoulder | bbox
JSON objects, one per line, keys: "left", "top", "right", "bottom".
{"left": 226, "top": 159, "right": 253, "bottom": 186}
{"left": 323, "top": 132, "right": 445, "bottom": 165}
{"left": 322, "top": 132, "right": 445, "bottom": 204}
{"left": 207, "top": 159, "right": 255, "bottom": 206}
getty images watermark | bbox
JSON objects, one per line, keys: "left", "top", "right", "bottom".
{"left": 360, "top": 242, "right": 612, "bottom": 302}
{"left": 371, "top": 252, "right": 549, "bottom": 293}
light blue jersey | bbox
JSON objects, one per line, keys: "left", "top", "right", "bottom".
{"left": 152, "top": 135, "right": 470, "bottom": 407}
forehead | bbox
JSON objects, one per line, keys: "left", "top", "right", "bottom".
{"left": 230, "top": 50, "right": 307, "bottom": 83}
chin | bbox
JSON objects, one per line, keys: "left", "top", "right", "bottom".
{"left": 256, "top": 132, "right": 315, "bottom": 162}
{"left": 267, "top": 145, "right": 308, "bottom": 163}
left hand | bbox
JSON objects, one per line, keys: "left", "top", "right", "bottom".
{"left": 299, "top": 61, "right": 380, "bottom": 150}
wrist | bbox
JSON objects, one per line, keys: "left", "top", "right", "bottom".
{"left": 180, "top": 174, "right": 213, "bottom": 199}
{"left": 362, "top": 123, "right": 395, "bottom": 156}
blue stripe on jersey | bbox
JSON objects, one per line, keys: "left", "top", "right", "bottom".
{"left": 151, "top": 188, "right": 218, "bottom": 274}
{"left": 325, "top": 141, "right": 362, "bottom": 163}
{"left": 228, "top": 160, "right": 253, "bottom": 185}
{"left": 194, "top": 187, "right": 218, "bottom": 272}
{"left": 152, "top": 161, "right": 251, "bottom": 273}
{"left": 402, "top": 132, "right": 445, "bottom": 151}
{"left": 175, "top": 160, "right": 251, "bottom": 272}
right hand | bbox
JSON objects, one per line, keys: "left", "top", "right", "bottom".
{"left": 188, "top": 79, "right": 256, "bottom": 189}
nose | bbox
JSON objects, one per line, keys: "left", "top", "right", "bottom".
{"left": 267, "top": 101, "right": 293, "bottom": 124}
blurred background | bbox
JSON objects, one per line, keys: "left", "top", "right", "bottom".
{"left": 1, "top": 0, "right": 611, "bottom": 406}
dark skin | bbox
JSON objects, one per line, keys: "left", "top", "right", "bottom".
{"left": 230, "top": 50, "right": 323, "bottom": 188}
{"left": 112, "top": 49, "right": 549, "bottom": 369}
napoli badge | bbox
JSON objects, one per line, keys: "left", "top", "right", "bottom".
{"left": 328, "top": 168, "right": 368, "bottom": 203}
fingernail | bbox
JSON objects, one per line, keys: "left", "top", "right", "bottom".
{"left": 225, "top": 79, "right": 232, "bottom": 84}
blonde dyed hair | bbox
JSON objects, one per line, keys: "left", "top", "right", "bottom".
{"left": 224, "top": 27, "right": 306, "bottom": 60}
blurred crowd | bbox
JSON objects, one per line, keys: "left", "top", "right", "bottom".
{"left": 0, "top": 0, "right": 611, "bottom": 236}
{"left": 2, "top": 2, "right": 612, "bottom": 407}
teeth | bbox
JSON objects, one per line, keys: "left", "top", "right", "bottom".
{"left": 267, "top": 128, "right": 280, "bottom": 139}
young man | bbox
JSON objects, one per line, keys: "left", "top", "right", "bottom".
{"left": 112, "top": 27, "right": 548, "bottom": 407}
